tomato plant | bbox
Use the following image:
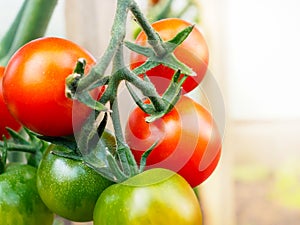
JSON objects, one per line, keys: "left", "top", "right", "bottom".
{"left": 36, "top": 144, "right": 114, "bottom": 222}
{"left": 125, "top": 96, "right": 221, "bottom": 187}
{"left": 0, "top": 164, "right": 54, "bottom": 225}
{"left": 0, "top": 67, "right": 21, "bottom": 140}
{"left": 2, "top": 37, "right": 103, "bottom": 137}
{"left": 93, "top": 168, "right": 202, "bottom": 225}
{"left": 130, "top": 18, "right": 209, "bottom": 94}
{"left": 0, "top": 1, "right": 222, "bottom": 224}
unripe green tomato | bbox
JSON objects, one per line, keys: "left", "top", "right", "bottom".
{"left": 0, "top": 164, "right": 54, "bottom": 225}
{"left": 93, "top": 168, "right": 202, "bottom": 225}
{"left": 37, "top": 144, "right": 114, "bottom": 222}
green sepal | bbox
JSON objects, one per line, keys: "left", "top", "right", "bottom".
{"left": 37, "top": 135, "right": 78, "bottom": 152}
{"left": 66, "top": 59, "right": 108, "bottom": 113}
{"left": 145, "top": 70, "right": 185, "bottom": 123}
{"left": 0, "top": 136, "right": 8, "bottom": 174}
{"left": 139, "top": 140, "right": 158, "bottom": 173}
{"left": 165, "top": 24, "right": 194, "bottom": 52}
{"left": 50, "top": 149, "right": 83, "bottom": 162}
{"left": 132, "top": 60, "right": 160, "bottom": 75}
{"left": 125, "top": 81, "right": 155, "bottom": 114}
{"left": 0, "top": 127, "right": 50, "bottom": 167}
{"left": 83, "top": 136, "right": 127, "bottom": 183}
{"left": 76, "top": 112, "right": 109, "bottom": 156}
{"left": 76, "top": 91, "right": 108, "bottom": 112}
{"left": 125, "top": 41, "right": 155, "bottom": 58}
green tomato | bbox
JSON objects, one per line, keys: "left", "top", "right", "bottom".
{"left": 93, "top": 168, "right": 202, "bottom": 225}
{"left": 0, "top": 164, "right": 54, "bottom": 225}
{"left": 37, "top": 144, "right": 114, "bottom": 222}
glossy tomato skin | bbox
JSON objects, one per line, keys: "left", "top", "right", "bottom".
{"left": 130, "top": 18, "right": 209, "bottom": 94}
{"left": 93, "top": 168, "right": 202, "bottom": 225}
{"left": 2, "top": 37, "right": 101, "bottom": 137}
{"left": 0, "top": 67, "right": 21, "bottom": 140}
{"left": 125, "top": 96, "right": 221, "bottom": 187}
{"left": 0, "top": 164, "right": 54, "bottom": 225}
{"left": 36, "top": 144, "right": 114, "bottom": 222}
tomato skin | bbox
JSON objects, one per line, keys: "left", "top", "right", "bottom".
{"left": 0, "top": 67, "right": 21, "bottom": 140}
{"left": 125, "top": 96, "right": 221, "bottom": 187}
{"left": 93, "top": 168, "right": 202, "bottom": 225}
{"left": 36, "top": 144, "right": 114, "bottom": 222}
{"left": 0, "top": 164, "right": 54, "bottom": 225}
{"left": 130, "top": 18, "right": 209, "bottom": 94}
{"left": 2, "top": 37, "right": 101, "bottom": 137}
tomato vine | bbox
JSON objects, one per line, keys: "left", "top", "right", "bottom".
{"left": 0, "top": 0, "right": 218, "bottom": 186}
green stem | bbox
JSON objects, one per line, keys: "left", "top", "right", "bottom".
{"left": 0, "top": 0, "right": 58, "bottom": 66}
{"left": 130, "top": 0, "right": 167, "bottom": 57}
{"left": 123, "top": 69, "right": 165, "bottom": 111}
{"left": 77, "top": 0, "right": 132, "bottom": 93}
{"left": 0, "top": 0, "right": 27, "bottom": 62}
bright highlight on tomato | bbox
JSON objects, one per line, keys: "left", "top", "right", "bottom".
{"left": 125, "top": 96, "right": 222, "bottom": 187}
{"left": 130, "top": 18, "right": 209, "bottom": 94}
{"left": 2, "top": 37, "right": 100, "bottom": 137}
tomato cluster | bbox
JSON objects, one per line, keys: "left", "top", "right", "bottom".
{"left": 0, "top": 13, "right": 221, "bottom": 225}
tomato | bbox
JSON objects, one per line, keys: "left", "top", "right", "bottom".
{"left": 36, "top": 144, "right": 114, "bottom": 222}
{"left": 149, "top": 0, "right": 160, "bottom": 5}
{"left": 93, "top": 168, "right": 202, "bottom": 225}
{"left": 125, "top": 96, "right": 221, "bottom": 187}
{"left": 0, "top": 164, "right": 54, "bottom": 225}
{"left": 130, "top": 18, "right": 209, "bottom": 94}
{"left": 0, "top": 67, "right": 21, "bottom": 140}
{"left": 2, "top": 37, "right": 102, "bottom": 137}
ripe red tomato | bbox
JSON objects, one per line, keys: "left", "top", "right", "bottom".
{"left": 130, "top": 18, "right": 209, "bottom": 94}
{"left": 125, "top": 96, "right": 221, "bottom": 187}
{"left": 0, "top": 67, "right": 21, "bottom": 140}
{"left": 3, "top": 37, "right": 101, "bottom": 137}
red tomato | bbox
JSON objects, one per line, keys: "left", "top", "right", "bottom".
{"left": 130, "top": 18, "right": 209, "bottom": 94}
{"left": 0, "top": 67, "right": 21, "bottom": 140}
{"left": 149, "top": 0, "right": 160, "bottom": 5}
{"left": 3, "top": 37, "right": 102, "bottom": 137}
{"left": 125, "top": 96, "right": 221, "bottom": 187}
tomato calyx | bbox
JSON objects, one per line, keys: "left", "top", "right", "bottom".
{"left": 126, "top": 69, "right": 187, "bottom": 122}
{"left": 66, "top": 58, "right": 108, "bottom": 113}
{"left": 0, "top": 127, "right": 49, "bottom": 169}
{"left": 125, "top": 24, "right": 196, "bottom": 77}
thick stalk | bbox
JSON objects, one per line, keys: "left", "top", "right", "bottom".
{"left": 123, "top": 68, "right": 165, "bottom": 111}
{"left": 129, "top": 0, "right": 167, "bottom": 57}
{"left": 77, "top": 0, "right": 132, "bottom": 93}
{"left": 0, "top": 0, "right": 27, "bottom": 61}
{"left": 0, "top": 0, "right": 58, "bottom": 65}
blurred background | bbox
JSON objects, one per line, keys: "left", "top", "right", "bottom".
{"left": 1, "top": 0, "right": 300, "bottom": 224}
